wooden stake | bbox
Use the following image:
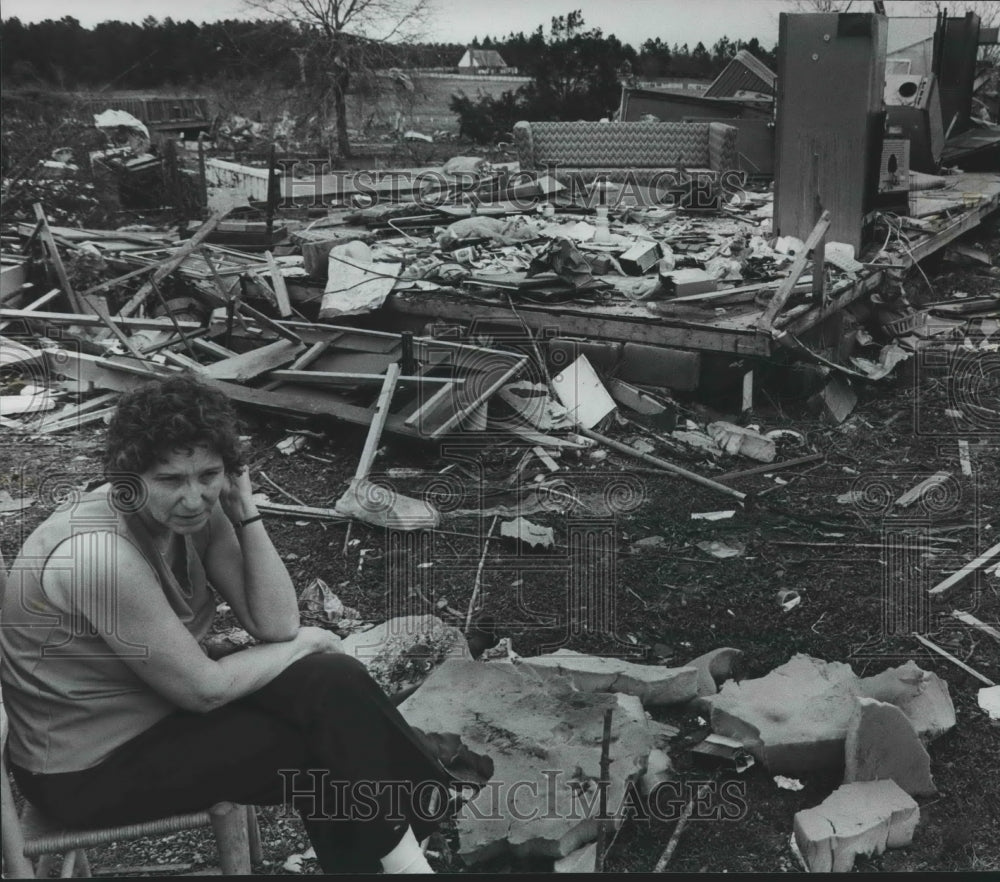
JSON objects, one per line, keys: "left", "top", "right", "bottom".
{"left": 465, "top": 516, "right": 498, "bottom": 632}
{"left": 912, "top": 633, "right": 995, "bottom": 686}
{"left": 653, "top": 785, "right": 708, "bottom": 872}
{"left": 579, "top": 426, "right": 747, "bottom": 503}
{"left": 594, "top": 708, "right": 614, "bottom": 873}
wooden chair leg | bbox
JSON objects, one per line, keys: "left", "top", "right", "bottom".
{"left": 208, "top": 801, "right": 251, "bottom": 875}
{"left": 35, "top": 853, "right": 58, "bottom": 878}
{"left": 1, "top": 774, "right": 35, "bottom": 878}
{"left": 246, "top": 805, "right": 263, "bottom": 865}
{"left": 59, "top": 848, "right": 80, "bottom": 877}
{"left": 75, "top": 849, "right": 92, "bottom": 878}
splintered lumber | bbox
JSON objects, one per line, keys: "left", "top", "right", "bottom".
{"left": 912, "top": 633, "right": 996, "bottom": 686}
{"left": 716, "top": 452, "right": 824, "bottom": 482}
{"left": 237, "top": 301, "right": 304, "bottom": 345}
{"left": 119, "top": 209, "right": 233, "bottom": 317}
{"left": 32, "top": 203, "right": 83, "bottom": 313}
{"left": 269, "top": 370, "right": 460, "bottom": 386}
{"left": 201, "top": 339, "right": 303, "bottom": 382}
{"left": 0, "top": 288, "right": 59, "bottom": 332}
{"left": 928, "top": 541, "right": 1000, "bottom": 595}
{"left": 0, "top": 309, "right": 201, "bottom": 333}
{"left": 579, "top": 426, "right": 747, "bottom": 502}
{"left": 895, "top": 471, "right": 952, "bottom": 508}
{"left": 951, "top": 610, "right": 1000, "bottom": 644}
{"left": 428, "top": 354, "right": 529, "bottom": 438}
{"left": 758, "top": 209, "right": 831, "bottom": 331}
{"left": 255, "top": 501, "right": 347, "bottom": 522}
{"left": 261, "top": 341, "right": 330, "bottom": 391}
{"left": 265, "top": 251, "right": 292, "bottom": 317}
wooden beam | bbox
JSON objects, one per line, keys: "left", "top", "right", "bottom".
{"left": 929, "top": 541, "right": 1000, "bottom": 595}
{"left": 758, "top": 209, "right": 831, "bottom": 331}
{"left": 270, "top": 370, "right": 460, "bottom": 386}
{"left": 1, "top": 309, "right": 201, "bottom": 332}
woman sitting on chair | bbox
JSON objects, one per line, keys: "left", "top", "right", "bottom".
{"left": 0, "top": 375, "right": 454, "bottom": 874}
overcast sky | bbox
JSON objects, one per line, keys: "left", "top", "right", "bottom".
{"left": 0, "top": 1, "right": 930, "bottom": 49}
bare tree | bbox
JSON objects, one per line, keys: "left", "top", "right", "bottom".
{"left": 243, "top": 0, "right": 435, "bottom": 157}
{"left": 790, "top": 0, "right": 856, "bottom": 11}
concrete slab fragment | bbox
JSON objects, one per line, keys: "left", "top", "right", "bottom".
{"left": 685, "top": 647, "right": 744, "bottom": 697}
{"left": 860, "top": 660, "right": 956, "bottom": 742}
{"left": 705, "top": 654, "right": 860, "bottom": 774}
{"left": 518, "top": 649, "right": 698, "bottom": 707}
{"left": 844, "top": 698, "right": 936, "bottom": 796}
{"left": 793, "top": 780, "right": 919, "bottom": 872}
{"left": 398, "top": 659, "right": 657, "bottom": 865}
{"left": 340, "top": 614, "right": 468, "bottom": 697}
{"left": 705, "top": 655, "right": 955, "bottom": 775}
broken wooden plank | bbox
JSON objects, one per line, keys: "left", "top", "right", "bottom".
{"left": 202, "top": 339, "right": 303, "bottom": 382}
{"left": 161, "top": 350, "right": 209, "bottom": 375}
{"left": 895, "top": 471, "right": 952, "bottom": 508}
{"left": 579, "top": 426, "right": 747, "bottom": 502}
{"left": 237, "top": 300, "right": 304, "bottom": 345}
{"left": 758, "top": 209, "right": 832, "bottom": 331}
{"left": 254, "top": 500, "right": 348, "bottom": 522}
{"left": 1, "top": 308, "right": 201, "bottom": 333}
{"left": 928, "top": 541, "right": 1000, "bottom": 596}
{"left": 35, "top": 405, "right": 117, "bottom": 434}
{"left": 951, "top": 610, "right": 1000, "bottom": 644}
{"left": 261, "top": 340, "right": 331, "bottom": 391}
{"left": 430, "top": 355, "right": 528, "bottom": 438}
{"left": 716, "top": 452, "right": 825, "bottom": 482}
{"left": 119, "top": 208, "right": 233, "bottom": 317}
{"left": 265, "top": 250, "right": 292, "bottom": 317}
{"left": 32, "top": 203, "right": 83, "bottom": 313}
{"left": 271, "top": 370, "right": 460, "bottom": 386}
{"left": 912, "top": 633, "right": 996, "bottom": 686}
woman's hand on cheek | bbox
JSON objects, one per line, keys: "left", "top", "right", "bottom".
{"left": 220, "top": 467, "right": 257, "bottom": 525}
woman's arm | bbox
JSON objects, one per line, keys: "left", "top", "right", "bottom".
{"left": 203, "top": 469, "right": 300, "bottom": 642}
{"left": 46, "top": 532, "right": 341, "bottom": 713}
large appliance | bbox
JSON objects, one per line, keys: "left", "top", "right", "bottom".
{"left": 884, "top": 74, "right": 944, "bottom": 172}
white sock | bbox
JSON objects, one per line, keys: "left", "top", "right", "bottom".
{"left": 379, "top": 825, "right": 433, "bottom": 874}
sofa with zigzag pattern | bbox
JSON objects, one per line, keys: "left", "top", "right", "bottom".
{"left": 512, "top": 120, "right": 740, "bottom": 195}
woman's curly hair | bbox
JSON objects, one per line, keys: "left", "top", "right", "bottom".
{"left": 105, "top": 376, "right": 247, "bottom": 477}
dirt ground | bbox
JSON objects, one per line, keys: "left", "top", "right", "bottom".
{"left": 2, "top": 213, "right": 999, "bottom": 875}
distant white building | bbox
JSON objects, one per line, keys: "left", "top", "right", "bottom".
{"left": 457, "top": 47, "right": 512, "bottom": 74}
